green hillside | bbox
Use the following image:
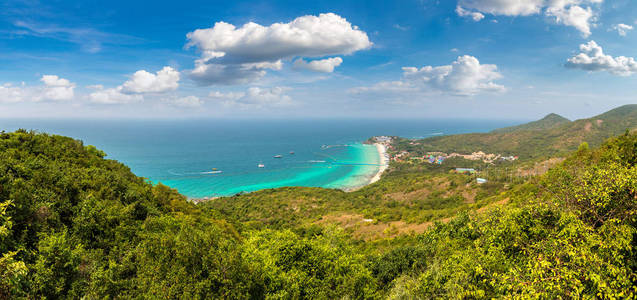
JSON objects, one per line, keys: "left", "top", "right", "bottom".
{"left": 401, "top": 104, "right": 637, "bottom": 159}
{"left": 1, "top": 118, "right": 636, "bottom": 298}
{"left": 492, "top": 113, "right": 571, "bottom": 133}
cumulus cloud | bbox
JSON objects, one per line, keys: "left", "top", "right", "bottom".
{"left": 88, "top": 66, "right": 179, "bottom": 104}
{"left": 612, "top": 23, "right": 633, "bottom": 36}
{"left": 404, "top": 55, "right": 504, "bottom": 95}
{"left": 350, "top": 55, "right": 505, "bottom": 98}
{"left": 456, "top": 0, "right": 603, "bottom": 37}
{"left": 210, "top": 87, "right": 292, "bottom": 108}
{"left": 456, "top": 6, "right": 485, "bottom": 21}
{"left": 38, "top": 75, "right": 75, "bottom": 101}
{"left": 88, "top": 86, "right": 143, "bottom": 104}
{"left": 566, "top": 40, "right": 637, "bottom": 76}
{"left": 0, "top": 75, "right": 75, "bottom": 103}
{"left": 186, "top": 13, "right": 371, "bottom": 85}
{"left": 121, "top": 66, "right": 180, "bottom": 93}
{"left": 293, "top": 57, "right": 343, "bottom": 73}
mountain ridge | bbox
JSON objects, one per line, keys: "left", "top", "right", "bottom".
{"left": 491, "top": 113, "right": 571, "bottom": 133}
{"left": 410, "top": 104, "right": 637, "bottom": 159}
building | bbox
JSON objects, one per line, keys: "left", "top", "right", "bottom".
{"left": 455, "top": 168, "right": 476, "bottom": 174}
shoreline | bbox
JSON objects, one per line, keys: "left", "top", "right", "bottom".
{"left": 369, "top": 143, "right": 389, "bottom": 184}
{"left": 341, "top": 142, "right": 389, "bottom": 192}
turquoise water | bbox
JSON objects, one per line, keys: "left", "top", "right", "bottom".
{"left": 0, "top": 119, "right": 521, "bottom": 198}
{"left": 159, "top": 143, "right": 379, "bottom": 197}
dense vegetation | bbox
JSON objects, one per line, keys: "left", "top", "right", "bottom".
{"left": 0, "top": 120, "right": 635, "bottom": 298}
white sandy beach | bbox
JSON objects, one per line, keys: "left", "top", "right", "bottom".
{"left": 370, "top": 143, "right": 389, "bottom": 184}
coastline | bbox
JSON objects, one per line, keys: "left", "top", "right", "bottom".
{"left": 369, "top": 143, "right": 389, "bottom": 184}
{"left": 190, "top": 142, "right": 390, "bottom": 200}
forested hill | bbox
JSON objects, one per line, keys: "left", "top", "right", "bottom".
{"left": 491, "top": 113, "right": 570, "bottom": 133}
{"left": 1, "top": 128, "right": 636, "bottom": 298}
{"left": 412, "top": 104, "right": 637, "bottom": 159}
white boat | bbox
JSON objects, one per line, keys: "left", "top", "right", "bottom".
{"left": 274, "top": 155, "right": 283, "bottom": 158}
{"left": 258, "top": 163, "right": 265, "bottom": 168}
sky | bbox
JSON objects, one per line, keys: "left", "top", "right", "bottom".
{"left": 0, "top": 0, "right": 636, "bottom": 120}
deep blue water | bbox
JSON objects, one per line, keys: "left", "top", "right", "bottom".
{"left": 0, "top": 119, "right": 522, "bottom": 197}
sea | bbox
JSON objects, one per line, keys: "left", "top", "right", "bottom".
{"left": 0, "top": 119, "right": 521, "bottom": 198}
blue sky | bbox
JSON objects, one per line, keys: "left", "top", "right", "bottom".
{"left": 0, "top": 0, "right": 636, "bottom": 120}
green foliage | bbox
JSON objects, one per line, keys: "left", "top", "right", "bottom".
{"left": 397, "top": 206, "right": 635, "bottom": 299}
{"left": 203, "top": 171, "right": 505, "bottom": 231}
{"left": 0, "top": 200, "right": 27, "bottom": 298}
{"left": 0, "top": 251, "right": 27, "bottom": 299}
{"left": 124, "top": 215, "right": 250, "bottom": 299}
{"left": 0, "top": 130, "right": 234, "bottom": 298}
{"left": 243, "top": 227, "right": 378, "bottom": 299}
{"left": 369, "top": 246, "right": 428, "bottom": 287}
{"left": 0, "top": 128, "right": 635, "bottom": 298}
{"left": 542, "top": 132, "right": 637, "bottom": 226}
{"left": 30, "top": 231, "right": 86, "bottom": 298}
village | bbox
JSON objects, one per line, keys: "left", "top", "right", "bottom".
{"left": 373, "top": 136, "right": 518, "bottom": 165}
{"left": 373, "top": 136, "right": 521, "bottom": 185}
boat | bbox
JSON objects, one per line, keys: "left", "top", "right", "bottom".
{"left": 274, "top": 155, "right": 283, "bottom": 158}
{"left": 289, "top": 151, "right": 295, "bottom": 155}
{"left": 258, "top": 163, "right": 265, "bottom": 168}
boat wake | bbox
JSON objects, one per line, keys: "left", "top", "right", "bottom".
{"left": 167, "top": 169, "right": 222, "bottom": 176}
{"left": 200, "top": 171, "right": 223, "bottom": 174}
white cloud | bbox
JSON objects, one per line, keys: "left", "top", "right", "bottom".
{"left": 88, "top": 66, "right": 179, "bottom": 104}
{"left": 293, "top": 57, "right": 343, "bottom": 73}
{"left": 186, "top": 13, "right": 371, "bottom": 85}
{"left": 405, "top": 55, "right": 504, "bottom": 95}
{"left": 210, "top": 87, "right": 292, "bottom": 108}
{"left": 456, "top": 0, "right": 603, "bottom": 37}
{"left": 611, "top": 23, "right": 633, "bottom": 36}
{"left": 0, "top": 83, "right": 26, "bottom": 103}
{"left": 350, "top": 55, "right": 505, "bottom": 98}
{"left": 241, "top": 87, "right": 292, "bottom": 107}
{"left": 209, "top": 90, "right": 245, "bottom": 100}
{"left": 456, "top": 6, "right": 485, "bottom": 21}
{"left": 37, "top": 75, "right": 75, "bottom": 101}
{"left": 566, "top": 40, "right": 637, "bottom": 76}
{"left": 88, "top": 86, "right": 143, "bottom": 104}
{"left": 545, "top": 2, "right": 597, "bottom": 37}
{"left": 457, "top": 0, "right": 544, "bottom": 16}
{"left": 0, "top": 75, "right": 75, "bottom": 103}
{"left": 170, "top": 96, "right": 202, "bottom": 108}
{"left": 121, "top": 66, "right": 180, "bottom": 93}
